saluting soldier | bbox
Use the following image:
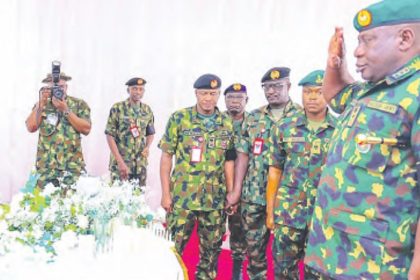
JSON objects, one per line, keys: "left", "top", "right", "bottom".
{"left": 26, "top": 71, "right": 91, "bottom": 188}
{"left": 105, "top": 77, "right": 155, "bottom": 187}
{"left": 159, "top": 74, "right": 236, "bottom": 280}
{"left": 304, "top": 1, "right": 420, "bottom": 279}
{"left": 224, "top": 83, "right": 248, "bottom": 280}
{"left": 227, "top": 67, "right": 302, "bottom": 279}
{"left": 266, "top": 70, "right": 336, "bottom": 279}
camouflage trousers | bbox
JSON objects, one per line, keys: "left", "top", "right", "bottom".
{"left": 167, "top": 208, "right": 226, "bottom": 280}
{"left": 241, "top": 201, "right": 270, "bottom": 280}
{"left": 36, "top": 169, "right": 82, "bottom": 189}
{"left": 273, "top": 225, "right": 319, "bottom": 280}
{"left": 228, "top": 204, "right": 247, "bottom": 261}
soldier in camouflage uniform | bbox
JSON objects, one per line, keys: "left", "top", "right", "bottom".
{"left": 227, "top": 67, "right": 302, "bottom": 279}
{"left": 304, "top": 1, "right": 420, "bottom": 279}
{"left": 159, "top": 74, "right": 236, "bottom": 280}
{"left": 26, "top": 72, "right": 91, "bottom": 188}
{"left": 105, "top": 77, "right": 155, "bottom": 187}
{"left": 224, "top": 83, "right": 248, "bottom": 280}
{"left": 265, "top": 70, "right": 336, "bottom": 279}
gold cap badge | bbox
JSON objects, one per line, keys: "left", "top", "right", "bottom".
{"left": 357, "top": 9, "right": 372, "bottom": 27}
{"left": 270, "top": 70, "right": 280, "bottom": 80}
{"left": 233, "top": 83, "right": 242, "bottom": 91}
{"left": 210, "top": 79, "right": 218, "bottom": 89}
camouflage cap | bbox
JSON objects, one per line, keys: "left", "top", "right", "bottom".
{"left": 261, "top": 67, "right": 290, "bottom": 83}
{"left": 193, "top": 73, "right": 221, "bottom": 89}
{"left": 41, "top": 72, "right": 72, "bottom": 83}
{"left": 354, "top": 0, "right": 420, "bottom": 32}
{"left": 125, "top": 77, "right": 146, "bottom": 86}
{"left": 223, "top": 83, "right": 247, "bottom": 95}
{"left": 298, "top": 70, "right": 324, "bottom": 87}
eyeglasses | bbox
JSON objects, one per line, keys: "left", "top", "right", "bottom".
{"left": 262, "top": 83, "right": 288, "bottom": 91}
{"left": 225, "top": 95, "right": 246, "bottom": 100}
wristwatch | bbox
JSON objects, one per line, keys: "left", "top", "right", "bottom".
{"left": 63, "top": 108, "right": 71, "bottom": 117}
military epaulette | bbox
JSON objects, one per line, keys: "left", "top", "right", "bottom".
{"left": 386, "top": 57, "right": 419, "bottom": 84}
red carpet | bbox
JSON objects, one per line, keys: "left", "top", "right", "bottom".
{"left": 181, "top": 223, "right": 304, "bottom": 280}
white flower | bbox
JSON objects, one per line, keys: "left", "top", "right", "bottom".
{"left": 41, "top": 183, "right": 58, "bottom": 197}
{"left": 76, "top": 215, "right": 89, "bottom": 230}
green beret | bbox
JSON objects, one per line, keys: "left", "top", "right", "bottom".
{"left": 194, "top": 74, "right": 221, "bottom": 89}
{"left": 298, "top": 70, "right": 324, "bottom": 87}
{"left": 42, "top": 72, "right": 72, "bottom": 83}
{"left": 224, "top": 83, "right": 247, "bottom": 95}
{"left": 354, "top": 0, "right": 420, "bottom": 32}
{"left": 126, "top": 77, "right": 146, "bottom": 86}
{"left": 261, "top": 67, "right": 290, "bottom": 83}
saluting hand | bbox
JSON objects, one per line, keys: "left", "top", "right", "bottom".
{"left": 328, "top": 27, "right": 345, "bottom": 69}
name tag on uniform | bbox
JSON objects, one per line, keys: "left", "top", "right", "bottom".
{"left": 283, "top": 137, "right": 305, "bottom": 143}
{"left": 253, "top": 138, "right": 264, "bottom": 155}
{"left": 46, "top": 113, "right": 58, "bottom": 126}
{"left": 191, "top": 146, "right": 202, "bottom": 163}
{"left": 130, "top": 124, "right": 140, "bottom": 138}
{"left": 367, "top": 100, "right": 398, "bottom": 114}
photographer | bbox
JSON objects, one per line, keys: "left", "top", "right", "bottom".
{"left": 26, "top": 69, "right": 91, "bottom": 189}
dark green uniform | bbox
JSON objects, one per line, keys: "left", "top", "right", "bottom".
{"left": 305, "top": 56, "right": 420, "bottom": 279}
{"left": 236, "top": 101, "right": 301, "bottom": 279}
{"left": 159, "top": 106, "right": 234, "bottom": 280}
{"left": 105, "top": 99, "right": 155, "bottom": 186}
{"left": 269, "top": 110, "right": 336, "bottom": 279}
{"left": 35, "top": 96, "right": 90, "bottom": 188}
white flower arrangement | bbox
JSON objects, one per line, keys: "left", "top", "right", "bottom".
{"left": 0, "top": 175, "right": 162, "bottom": 259}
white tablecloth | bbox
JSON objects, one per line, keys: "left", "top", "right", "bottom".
{"left": 1, "top": 226, "right": 185, "bottom": 280}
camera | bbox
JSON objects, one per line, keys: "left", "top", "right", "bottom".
{"left": 51, "top": 61, "right": 64, "bottom": 100}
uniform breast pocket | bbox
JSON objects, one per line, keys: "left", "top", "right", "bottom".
{"left": 342, "top": 105, "right": 404, "bottom": 173}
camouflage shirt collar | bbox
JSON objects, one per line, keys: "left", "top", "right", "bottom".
{"left": 192, "top": 105, "right": 223, "bottom": 125}
{"left": 385, "top": 55, "right": 420, "bottom": 85}
{"left": 295, "top": 109, "right": 336, "bottom": 130}
{"left": 263, "top": 100, "right": 294, "bottom": 116}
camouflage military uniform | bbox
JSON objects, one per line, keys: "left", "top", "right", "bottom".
{"left": 158, "top": 106, "right": 234, "bottom": 280}
{"left": 236, "top": 101, "right": 301, "bottom": 279}
{"left": 105, "top": 99, "right": 155, "bottom": 186}
{"left": 269, "top": 110, "right": 336, "bottom": 279}
{"left": 305, "top": 56, "right": 420, "bottom": 279}
{"left": 35, "top": 96, "right": 90, "bottom": 188}
{"left": 226, "top": 112, "right": 248, "bottom": 262}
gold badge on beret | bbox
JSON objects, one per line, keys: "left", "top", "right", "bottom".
{"left": 316, "top": 75, "right": 323, "bottom": 85}
{"left": 357, "top": 9, "right": 372, "bottom": 27}
{"left": 210, "top": 79, "right": 218, "bottom": 89}
{"left": 233, "top": 83, "right": 242, "bottom": 91}
{"left": 137, "top": 79, "right": 144, "bottom": 85}
{"left": 270, "top": 70, "right": 280, "bottom": 80}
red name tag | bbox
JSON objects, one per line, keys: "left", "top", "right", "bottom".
{"left": 253, "top": 138, "right": 264, "bottom": 155}
{"left": 130, "top": 124, "right": 140, "bottom": 138}
{"left": 191, "top": 146, "right": 202, "bottom": 163}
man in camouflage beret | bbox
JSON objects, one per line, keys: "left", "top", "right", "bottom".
{"left": 159, "top": 74, "right": 236, "bottom": 280}
{"left": 304, "top": 0, "right": 420, "bottom": 279}
{"left": 26, "top": 70, "right": 91, "bottom": 188}
{"left": 105, "top": 77, "right": 155, "bottom": 187}
{"left": 265, "top": 70, "right": 336, "bottom": 279}
{"left": 224, "top": 83, "right": 248, "bottom": 280}
{"left": 226, "top": 67, "right": 302, "bottom": 279}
